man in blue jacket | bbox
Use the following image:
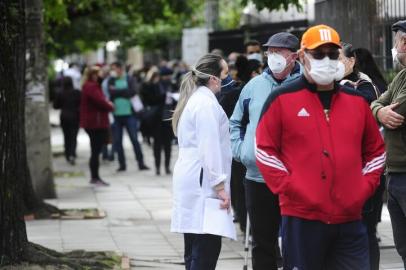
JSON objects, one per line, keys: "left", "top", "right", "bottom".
{"left": 230, "top": 32, "right": 302, "bottom": 270}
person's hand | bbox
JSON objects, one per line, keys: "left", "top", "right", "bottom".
{"left": 377, "top": 103, "right": 404, "bottom": 129}
{"left": 216, "top": 189, "right": 230, "bottom": 212}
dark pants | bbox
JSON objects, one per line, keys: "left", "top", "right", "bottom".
{"left": 387, "top": 172, "right": 406, "bottom": 268}
{"left": 102, "top": 124, "right": 115, "bottom": 160}
{"left": 184, "top": 233, "right": 222, "bottom": 270}
{"left": 112, "top": 115, "right": 145, "bottom": 169}
{"left": 152, "top": 121, "right": 173, "bottom": 172}
{"left": 245, "top": 179, "right": 281, "bottom": 270}
{"left": 85, "top": 129, "right": 108, "bottom": 180}
{"left": 282, "top": 216, "right": 369, "bottom": 270}
{"left": 61, "top": 119, "right": 79, "bottom": 160}
{"left": 230, "top": 160, "right": 247, "bottom": 231}
{"left": 362, "top": 175, "right": 385, "bottom": 270}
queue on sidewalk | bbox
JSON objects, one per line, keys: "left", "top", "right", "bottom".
{"left": 170, "top": 20, "right": 406, "bottom": 270}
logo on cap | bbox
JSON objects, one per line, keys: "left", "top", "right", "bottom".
{"left": 319, "top": 29, "right": 332, "bottom": 42}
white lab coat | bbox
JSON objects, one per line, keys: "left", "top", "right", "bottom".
{"left": 171, "top": 86, "right": 235, "bottom": 239}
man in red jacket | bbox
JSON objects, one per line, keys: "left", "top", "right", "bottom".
{"left": 255, "top": 25, "right": 385, "bottom": 270}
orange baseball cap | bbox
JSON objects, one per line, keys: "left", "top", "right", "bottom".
{"left": 301, "top": 25, "right": 341, "bottom": 50}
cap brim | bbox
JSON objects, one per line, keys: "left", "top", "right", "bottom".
{"left": 304, "top": 41, "right": 342, "bottom": 50}
{"left": 262, "top": 43, "right": 296, "bottom": 50}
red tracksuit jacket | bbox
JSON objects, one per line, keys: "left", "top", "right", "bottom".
{"left": 256, "top": 76, "right": 385, "bottom": 224}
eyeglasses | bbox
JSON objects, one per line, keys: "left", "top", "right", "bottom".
{"left": 305, "top": 49, "right": 340, "bottom": 60}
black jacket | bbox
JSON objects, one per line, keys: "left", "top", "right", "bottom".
{"left": 53, "top": 88, "right": 81, "bottom": 123}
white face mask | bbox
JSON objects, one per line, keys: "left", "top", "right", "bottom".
{"left": 267, "top": 53, "right": 288, "bottom": 74}
{"left": 110, "top": 70, "right": 118, "bottom": 78}
{"left": 335, "top": 61, "right": 346, "bottom": 81}
{"left": 247, "top": 53, "right": 263, "bottom": 64}
{"left": 392, "top": 47, "right": 406, "bottom": 68}
{"left": 305, "top": 54, "right": 340, "bottom": 85}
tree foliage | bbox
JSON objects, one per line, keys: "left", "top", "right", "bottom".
{"left": 247, "top": 0, "right": 301, "bottom": 11}
{"left": 44, "top": 0, "right": 302, "bottom": 57}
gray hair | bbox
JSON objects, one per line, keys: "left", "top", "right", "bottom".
{"left": 172, "top": 53, "right": 223, "bottom": 135}
{"left": 394, "top": 31, "right": 406, "bottom": 46}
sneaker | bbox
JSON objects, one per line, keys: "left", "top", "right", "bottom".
{"left": 90, "top": 179, "right": 110, "bottom": 186}
{"left": 139, "top": 164, "right": 150, "bottom": 171}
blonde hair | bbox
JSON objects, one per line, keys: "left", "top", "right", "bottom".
{"left": 145, "top": 66, "right": 160, "bottom": 83}
{"left": 172, "top": 54, "right": 223, "bottom": 135}
{"left": 83, "top": 65, "right": 100, "bottom": 83}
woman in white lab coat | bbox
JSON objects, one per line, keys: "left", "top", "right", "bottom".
{"left": 171, "top": 53, "right": 235, "bottom": 270}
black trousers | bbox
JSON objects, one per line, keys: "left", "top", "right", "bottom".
{"left": 152, "top": 121, "right": 173, "bottom": 172}
{"left": 230, "top": 160, "right": 247, "bottom": 231}
{"left": 85, "top": 128, "right": 108, "bottom": 180}
{"left": 282, "top": 217, "right": 369, "bottom": 270}
{"left": 184, "top": 233, "right": 222, "bottom": 270}
{"left": 245, "top": 179, "right": 281, "bottom": 270}
{"left": 61, "top": 119, "right": 79, "bottom": 160}
{"left": 387, "top": 173, "right": 406, "bottom": 269}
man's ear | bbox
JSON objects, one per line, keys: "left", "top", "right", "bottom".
{"left": 297, "top": 49, "right": 305, "bottom": 64}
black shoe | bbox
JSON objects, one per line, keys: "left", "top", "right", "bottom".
{"left": 116, "top": 167, "right": 126, "bottom": 172}
{"left": 90, "top": 178, "right": 110, "bottom": 186}
{"left": 68, "top": 156, "right": 75, "bottom": 166}
{"left": 156, "top": 170, "right": 161, "bottom": 176}
{"left": 165, "top": 167, "right": 171, "bottom": 175}
{"left": 139, "top": 164, "right": 150, "bottom": 171}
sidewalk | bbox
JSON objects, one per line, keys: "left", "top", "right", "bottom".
{"left": 26, "top": 118, "right": 405, "bottom": 269}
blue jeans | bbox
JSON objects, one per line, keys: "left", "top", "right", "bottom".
{"left": 387, "top": 172, "right": 406, "bottom": 268}
{"left": 112, "top": 115, "right": 145, "bottom": 169}
{"left": 282, "top": 216, "right": 369, "bottom": 270}
{"left": 184, "top": 233, "right": 221, "bottom": 270}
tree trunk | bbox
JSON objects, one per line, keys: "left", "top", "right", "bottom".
{"left": 0, "top": 0, "right": 29, "bottom": 264}
{"left": 25, "top": 0, "right": 56, "bottom": 200}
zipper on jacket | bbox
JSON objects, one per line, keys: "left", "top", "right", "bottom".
{"left": 312, "top": 94, "right": 329, "bottom": 182}
{"left": 313, "top": 92, "right": 337, "bottom": 223}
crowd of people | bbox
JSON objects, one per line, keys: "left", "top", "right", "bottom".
{"left": 52, "top": 19, "right": 406, "bottom": 270}
{"left": 52, "top": 59, "right": 188, "bottom": 185}
{"left": 170, "top": 20, "right": 406, "bottom": 270}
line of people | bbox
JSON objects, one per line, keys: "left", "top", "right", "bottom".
{"left": 170, "top": 21, "right": 406, "bottom": 270}
{"left": 53, "top": 60, "right": 187, "bottom": 185}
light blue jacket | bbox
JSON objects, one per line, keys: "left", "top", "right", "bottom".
{"left": 230, "top": 64, "right": 303, "bottom": 182}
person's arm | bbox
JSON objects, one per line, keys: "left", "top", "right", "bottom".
{"left": 371, "top": 77, "right": 404, "bottom": 129}
{"left": 196, "top": 102, "right": 226, "bottom": 187}
{"left": 361, "top": 102, "right": 386, "bottom": 197}
{"left": 110, "top": 89, "right": 135, "bottom": 100}
{"left": 229, "top": 86, "right": 250, "bottom": 161}
{"left": 255, "top": 97, "right": 290, "bottom": 194}
{"left": 86, "top": 85, "right": 114, "bottom": 111}
{"left": 195, "top": 101, "right": 230, "bottom": 209}
{"left": 356, "top": 80, "right": 379, "bottom": 104}
{"left": 53, "top": 90, "right": 62, "bottom": 109}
